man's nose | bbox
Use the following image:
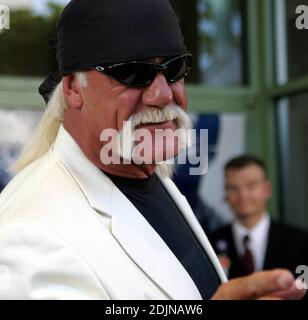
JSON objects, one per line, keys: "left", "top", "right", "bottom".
{"left": 142, "top": 73, "right": 173, "bottom": 107}
{"left": 237, "top": 188, "right": 250, "bottom": 199}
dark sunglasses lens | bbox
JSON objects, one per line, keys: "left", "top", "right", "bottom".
{"left": 99, "top": 55, "right": 192, "bottom": 87}
{"left": 104, "top": 63, "right": 155, "bottom": 87}
{"left": 165, "top": 55, "right": 192, "bottom": 82}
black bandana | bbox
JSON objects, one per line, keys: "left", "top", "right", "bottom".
{"left": 39, "top": 0, "right": 188, "bottom": 103}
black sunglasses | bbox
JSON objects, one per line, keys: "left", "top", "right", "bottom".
{"left": 92, "top": 54, "right": 192, "bottom": 88}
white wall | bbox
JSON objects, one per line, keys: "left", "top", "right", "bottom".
{"left": 199, "top": 113, "right": 246, "bottom": 223}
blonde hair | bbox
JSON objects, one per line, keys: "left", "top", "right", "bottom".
{"left": 10, "top": 73, "right": 87, "bottom": 174}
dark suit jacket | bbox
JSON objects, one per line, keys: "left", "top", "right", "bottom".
{"left": 208, "top": 220, "right": 308, "bottom": 279}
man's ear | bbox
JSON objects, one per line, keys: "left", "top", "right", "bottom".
{"left": 62, "top": 74, "right": 83, "bottom": 109}
{"left": 265, "top": 180, "right": 272, "bottom": 199}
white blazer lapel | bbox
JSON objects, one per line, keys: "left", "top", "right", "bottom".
{"left": 111, "top": 184, "right": 202, "bottom": 300}
{"left": 159, "top": 177, "right": 228, "bottom": 284}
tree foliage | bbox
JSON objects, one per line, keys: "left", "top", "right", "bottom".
{"left": 0, "top": 2, "right": 63, "bottom": 76}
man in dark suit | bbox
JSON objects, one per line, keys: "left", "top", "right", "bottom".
{"left": 209, "top": 155, "right": 308, "bottom": 281}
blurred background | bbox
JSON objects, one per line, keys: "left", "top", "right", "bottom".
{"left": 0, "top": 0, "right": 307, "bottom": 232}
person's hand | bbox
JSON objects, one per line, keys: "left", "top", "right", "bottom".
{"left": 212, "top": 269, "right": 306, "bottom": 300}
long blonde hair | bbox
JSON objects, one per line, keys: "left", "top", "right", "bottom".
{"left": 10, "top": 73, "right": 88, "bottom": 174}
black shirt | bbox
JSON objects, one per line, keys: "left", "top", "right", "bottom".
{"left": 104, "top": 171, "right": 221, "bottom": 299}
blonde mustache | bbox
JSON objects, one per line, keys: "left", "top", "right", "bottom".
{"left": 116, "top": 104, "right": 193, "bottom": 162}
{"left": 128, "top": 104, "right": 192, "bottom": 131}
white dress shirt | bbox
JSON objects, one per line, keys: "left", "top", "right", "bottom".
{"left": 232, "top": 214, "right": 270, "bottom": 272}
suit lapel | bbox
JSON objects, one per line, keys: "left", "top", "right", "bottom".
{"left": 263, "top": 221, "right": 279, "bottom": 269}
{"left": 160, "top": 177, "right": 227, "bottom": 284}
{"left": 227, "top": 226, "right": 247, "bottom": 278}
{"left": 111, "top": 184, "right": 202, "bottom": 299}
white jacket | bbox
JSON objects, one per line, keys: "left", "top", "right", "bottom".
{"left": 0, "top": 125, "right": 226, "bottom": 300}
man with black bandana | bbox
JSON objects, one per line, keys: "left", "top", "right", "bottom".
{"left": 0, "top": 0, "right": 305, "bottom": 300}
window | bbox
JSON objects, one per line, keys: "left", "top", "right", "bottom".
{"left": 277, "top": 93, "right": 308, "bottom": 229}
{"left": 198, "top": 0, "right": 246, "bottom": 85}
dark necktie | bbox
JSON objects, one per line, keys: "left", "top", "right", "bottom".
{"left": 243, "top": 235, "right": 255, "bottom": 275}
